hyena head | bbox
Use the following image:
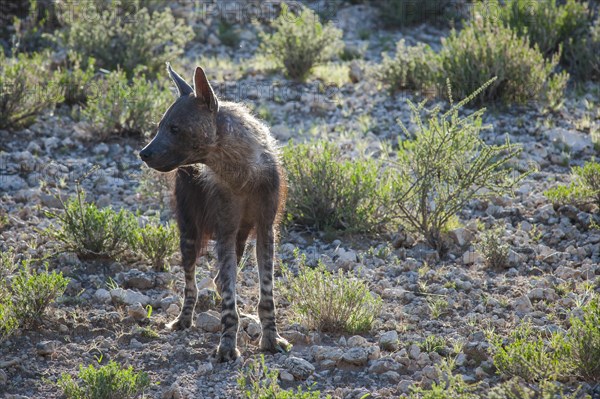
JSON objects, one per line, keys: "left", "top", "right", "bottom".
{"left": 139, "top": 64, "right": 219, "bottom": 172}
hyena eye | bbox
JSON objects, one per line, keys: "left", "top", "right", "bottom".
{"left": 170, "top": 125, "right": 180, "bottom": 134}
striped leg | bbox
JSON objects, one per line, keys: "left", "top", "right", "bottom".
{"left": 167, "top": 236, "right": 197, "bottom": 330}
{"left": 214, "top": 235, "right": 240, "bottom": 361}
{"left": 256, "top": 225, "right": 289, "bottom": 353}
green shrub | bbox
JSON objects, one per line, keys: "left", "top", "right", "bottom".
{"left": 279, "top": 251, "right": 382, "bottom": 334}
{"left": 477, "top": 0, "right": 591, "bottom": 57}
{"left": 564, "top": 19, "right": 600, "bottom": 82}
{"left": 570, "top": 296, "right": 600, "bottom": 380}
{"left": 488, "top": 378, "right": 590, "bottom": 399}
{"left": 0, "top": 302, "right": 18, "bottom": 342}
{"left": 237, "top": 355, "right": 326, "bottom": 399}
{"left": 475, "top": 225, "right": 510, "bottom": 269}
{"left": 10, "top": 262, "right": 69, "bottom": 327}
{"left": 379, "top": 39, "right": 438, "bottom": 93}
{"left": 259, "top": 4, "right": 343, "bottom": 80}
{"left": 544, "top": 161, "right": 600, "bottom": 209}
{"left": 283, "top": 139, "right": 392, "bottom": 233}
{"left": 438, "top": 21, "right": 567, "bottom": 106}
{"left": 80, "top": 69, "right": 172, "bottom": 139}
{"left": 0, "top": 50, "right": 64, "bottom": 129}
{"left": 57, "top": 52, "right": 97, "bottom": 106}
{"left": 390, "top": 80, "right": 523, "bottom": 253}
{"left": 409, "top": 360, "right": 478, "bottom": 399}
{"left": 377, "top": 0, "right": 451, "bottom": 28}
{"left": 58, "top": 0, "right": 191, "bottom": 78}
{"left": 57, "top": 360, "right": 150, "bottom": 399}
{"left": 45, "top": 190, "right": 138, "bottom": 260}
{"left": 133, "top": 219, "right": 179, "bottom": 272}
{"left": 488, "top": 323, "right": 573, "bottom": 382}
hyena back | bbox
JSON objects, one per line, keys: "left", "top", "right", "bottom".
{"left": 139, "top": 64, "right": 289, "bottom": 361}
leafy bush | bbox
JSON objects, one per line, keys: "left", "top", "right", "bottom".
{"left": 237, "top": 355, "right": 326, "bottom": 399}
{"left": 259, "top": 4, "right": 343, "bottom": 80}
{"left": 57, "top": 360, "right": 150, "bottom": 399}
{"left": 279, "top": 252, "right": 381, "bottom": 334}
{"left": 564, "top": 19, "right": 600, "bottom": 82}
{"left": 80, "top": 69, "right": 172, "bottom": 139}
{"left": 133, "top": 219, "right": 178, "bottom": 271}
{"left": 0, "top": 302, "right": 18, "bottom": 342}
{"left": 377, "top": 0, "right": 451, "bottom": 28}
{"left": 10, "top": 262, "right": 69, "bottom": 327}
{"left": 438, "top": 20, "right": 567, "bottom": 106}
{"left": 488, "top": 324, "right": 573, "bottom": 382}
{"left": 488, "top": 378, "right": 589, "bottom": 399}
{"left": 57, "top": 53, "right": 97, "bottom": 106}
{"left": 379, "top": 39, "right": 437, "bottom": 93}
{"left": 0, "top": 50, "right": 64, "bottom": 129}
{"left": 283, "top": 139, "right": 392, "bottom": 233}
{"left": 409, "top": 360, "right": 478, "bottom": 399}
{"left": 390, "top": 80, "right": 523, "bottom": 253}
{"left": 477, "top": 0, "right": 591, "bottom": 57}
{"left": 58, "top": 0, "right": 191, "bottom": 78}
{"left": 570, "top": 296, "right": 600, "bottom": 380}
{"left": 475, "top": 225, "right": 510, "bottom": 269}
{"left": 45, "top": 190, "right": 138, "bottom": 260}
{"left": 545, "top": 161, "right": 600, "bottom": 209}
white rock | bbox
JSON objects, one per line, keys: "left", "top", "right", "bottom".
{"left": 166, "top": 303, "right": 180, "bottom": 317}
{"left": 284, "top": 356, "right": 315, "bottom": 380}
{"left": 127, "top": 302, "right": 147, "bottom": 320}
{"left": 279, "top": 370, "right": 295, "bottom": 382}
{"left": 335, "top": 247, "right": 358, "bottom": 267}
{"left": 463, "top": 250, "right": 483, "bottom": 265}
{"left": 197, "top": 311, "right": 221, "bottom": 333}
{"left": 341, "top": 347, "right": 369, "bottom": 366}
{"left": 449, "top": 228, "right": 473, "bottom": 247}
{"left": 94, "top": 288, "right": 111, "bottom": 303}
{"left": 347, "top": 335, "right": 368, "bottom": 347}
{"left": 122, "top": 290, "right": 150, "bottom": 306}
{"left": 512, "top": 295, "right": 533, "bottom": 313}
{"left": 409, "top": 344, "right": 421, "bottom": 360}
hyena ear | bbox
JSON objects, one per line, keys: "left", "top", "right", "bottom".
{"left": 167, "top": 63, "right": 193, "bottom": 97}
{"left": 193, "top": 66, "right": 218, "bottom": 112}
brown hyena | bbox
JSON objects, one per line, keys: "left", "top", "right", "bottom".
{"left": 139, "top": 64, "right": 289, "bottom": 361}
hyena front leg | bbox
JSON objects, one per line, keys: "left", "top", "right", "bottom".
{"left": 256, "top": 224, "right": 289, "bottom": 353}
{"left": 214, "top": 234, "right": 240, "bottom": 361}
{"left": 167, "top": 233, "right": 198, "bottom": 330}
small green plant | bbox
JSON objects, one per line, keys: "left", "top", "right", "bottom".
{"left": 438, "top": 20, "right": 567, "bottom": 106}
{"left": 569, "top": 296, "right": 600, "bottom": 380}
{"left": 488, "top": 324, "right": 573, "bottom": 382}
{"left": 419, "top": 335, "right": 447, "bottom": 354}
{"left": 237, "top": 355, "right": 326, "bottom": 399}
{"left": 409, "top": 360, "right": 478, "bottom": 399}
{"left": 390, "top": 80, "right": 523, "bottom": 253}
{"left": 477, "top": 0, "right": 591, "bottom": 57}
{"left": 279, "top": 252, "right": 382, "bottom": 334}
{"left": 475, "top": 225, "right": 510, "bottom": 269}
{"left": 0, "top": 302, "right": 18, "bottom": 342}
{"left": 45, "top": 189, "right": 138, "bottom": 259}
{"left": 379, "top": 39, "right": 437, "bottom": 93}
{"left": 545, "top": 161, "right": 600, "bottom": 210}
{"left": 80, "top": 69, "right": 173, "bottom": 139}
{"left": 132, "top": 218, "right": 178, "bottom": 271}
{"left": 426, "top": 297, "right": 449, "bottom": 319}
{"left": 487, "top": 377, "right": 590, "bottom": 399}
{"left": 0, "top": 50, "right": 64, "bottom": 130}
{"left": 259, "top": 4, "right": 343, "bottom": 80}
{"left": 57, "top": 360, "right": 150, "bottom": 399}
{"left": 58, "top": 0, "right": 192, "bottom": 78}
{"left": 283, "top": 139, "right": 392, "bottom": 233}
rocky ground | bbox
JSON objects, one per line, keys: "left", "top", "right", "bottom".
{"left": 1, "top": 2, "right": 600, "bottom": 398}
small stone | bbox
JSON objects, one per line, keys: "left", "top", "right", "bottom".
{"left": 512, "top": 295, "right": 533, "bottom": 313}
{"left": 207, "top": 33, "right": 221, "bottom": 46}
{"left": 130, "top": 338, "right": 143, "bottom": 348}
{"left": 36, "top": 340, "right": 60, "bottom": 356}
{"left": 197, "top": 277, "right": 215, "bottom": 291}
{"left": 122, "top": 270, "right": 154, "bottom": 290}
{"left": 398, "top": 380, "right": 413, "bottom": 394}
{"left": 347, "top": 335, "right": 368, "bottom": 347}
{"left": 58, "top": 324, "right": 69, "bottom": 333}
{"left": 335, "top": 248, "right": 358, "bottom": 267}
{"left": 94, "top": 288, "right": 111, "bottom": 303}
{"left": 162, "top": 383, "right": 182, "bottom": 399}
{"left": 341, "top": 347, "right": 369, "bottom": 366}
{"left": 449, "top": 228, "right": 473, "bottom": 247}
{"left": 122, "top": 290, "right": 150, "bottom": 306}
{"left": 127, "top": 302, "right": 147, "bottom": 321}
{"left": 93, "top": 143, "right": 109, "bottom": 155}
{"left": 197, "top": 362, "right": 213, "bottom": 375}
{"left": 166, "top": 303, "right": 180, "bottom": 317}
{"left": 197, "top": 311, "right": 221, "bottom": 333}
{"left": 379, "top": 331, "right": 399, "bottom": 351}
{"left": 284, "top": 356, "right": 315, "bottom": 380}
{"left": 349, "top": 60, "right": 363, "bottom": 83}
{"left": 463, "top": 250, "right": 483, "bottom": 265}
{"left": 247, "top": 322, "right": 261, "bottom": 338}
{"left": 279, "top": 370, "right": 295, "bottom": 382}
{"left": 409, "top": 344, "right": 421, "bottom": 360}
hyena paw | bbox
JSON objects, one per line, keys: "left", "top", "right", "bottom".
{"left": 214, "top": 341, "right": 241, "bottom": 362}
{"left": 260, "top": 333, "right": 291, "bottom": 354}
{"left": 166, "top": 316, "right": 193, "bottom": 330}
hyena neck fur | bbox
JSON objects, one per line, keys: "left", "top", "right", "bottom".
{"left": 202, "top": 101, "right": 279, "bottom": 191}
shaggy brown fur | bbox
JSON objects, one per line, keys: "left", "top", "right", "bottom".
{"left": 139, "top": 65, "right": 289, "bottom": 361}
